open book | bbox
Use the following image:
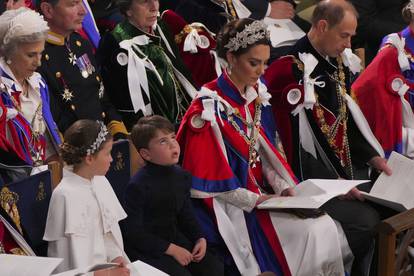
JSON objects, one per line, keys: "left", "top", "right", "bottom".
{"left": 264, "top": 18, "right": 306, "bottom": 48}
{"left": 0, "top": 254, "right": 63, "bottom": 276}
{"left": 362, "top": 151, "right": 414, "bottom": 212}
{"left": 257, "top": 179, "right": 367, "bottom": 209}
{"left": 52, "top": 260, "right": 168, "bottom": 276}
{"left": 129, "top": 260, "right": 169, "bottom": 276}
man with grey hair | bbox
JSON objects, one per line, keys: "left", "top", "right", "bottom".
{"left": 265, "top": 0, "right": 392, "bottom": 275}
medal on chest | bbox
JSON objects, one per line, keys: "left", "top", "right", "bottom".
{"left": 66, "top": 40, "right": 95, "bottom": 79}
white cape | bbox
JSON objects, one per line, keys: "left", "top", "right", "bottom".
{"left": 43, "top": 168, "right": 128, "bottom": 273}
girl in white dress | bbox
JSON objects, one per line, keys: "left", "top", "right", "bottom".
{"left": 43, "top": 119, "right": 129, "bottom": 276}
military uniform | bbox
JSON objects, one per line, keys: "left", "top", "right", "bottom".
{"left": 38, "top": 31, "right": 127, "bottom": 136}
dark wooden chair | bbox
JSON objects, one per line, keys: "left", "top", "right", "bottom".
{"left": 378, "top": 208, "right": 414, "bottom": 276}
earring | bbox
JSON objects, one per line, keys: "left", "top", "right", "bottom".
{"left": 6, "top": 59, "right": 11, "bottom": 65}
{"left": 227, "top": 64, "right": 232, "bottom": 75}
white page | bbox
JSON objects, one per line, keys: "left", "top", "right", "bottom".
{"left": 0, "top": 254, "right": 62, "bottom": 276}
{"left": 364, "top": 151, "right": 414, "bottom": 210}
{"left": 264, "top": 18, "right": 305, "bottom": 47}
{"left": 52, "top": 263, "right": 119, "bottom": 276}
{"left": 258, "top": 179, "right": 367, "bottom": 209}
{"left": 129, "top": 260, "right": 169, "bottom": 276}
{"left": 0, "top": 215, "right": 36, "bottom": 256}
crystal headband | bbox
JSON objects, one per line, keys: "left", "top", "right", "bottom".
{"left": 86, "top": 121, "right": 109, "bottom": 155}
{"left": 408, "top": 1, "right": 414, "bottom": 13}
{"left": 224, "top": 20, "right": 270, "bottom": 52}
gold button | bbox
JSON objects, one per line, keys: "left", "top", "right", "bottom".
{"left": 96, "top": 76, "right": 100, "bottom": 81}
{"left": 101, "top": 112, "right": 106, "bottom": 118}
{"left": 55, "top": 72, "right": 61, "bottom": 78}
{"left": 45, "top": 54, "right": 49, "bottom": 60}
{"left": 70, "top": 104, "right": 76, "bottom": 111}
{"left": 76, "top": 40, "right": 81, "bottom": 47}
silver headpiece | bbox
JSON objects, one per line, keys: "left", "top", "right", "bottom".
{"left": 408, "top": 1, "right": 414, "bottom": 13}
{"left": 224, "top": 20, "right": 270, "bottom": 52}
{"left": 86, "top": 121, "right": 109, "bottom": 155}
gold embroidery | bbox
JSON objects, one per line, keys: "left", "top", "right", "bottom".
{"left": 10, "top": 247, "right": 27, "bottom": 255}
{"left": 36, "top": 181, "right": 46, "bottom": 201}
{"left": 290, "top": 55, "right": 305, "bottom": 72}
{"left": 114, "top": 151, "right": 125, "bottom": 171}
{"left": 314, "top": 58, "right": 354, "bottom": 178}
{"left": 0, "top": 241, "right": 5, "bottom": 254}
{"left": 0, "top": 187, "right": 22, "bottom": 234}
{"left": 225, "top": 0, "right": 237, "bottom": 19}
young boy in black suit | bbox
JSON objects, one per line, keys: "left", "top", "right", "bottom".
{"left": 123, "top": 115, "right": 223, "bottom": 276}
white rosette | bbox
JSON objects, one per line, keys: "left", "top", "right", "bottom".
{"left": 290, "top": 53, "right": 326, "bottom": 159}
{"left": 183, "top": 28, "right": 210, "bottom": 53}
{"left": 390, "top": 77, "right": 414, "bottom": 129}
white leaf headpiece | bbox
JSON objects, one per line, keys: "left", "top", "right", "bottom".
{"left": 224, "top": 20, "right": 270, "bottom": 52}
{"left": 86, "top": 121, "right": 109, "bottom": 156}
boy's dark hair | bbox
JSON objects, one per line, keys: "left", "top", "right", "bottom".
{"left": 131, "top": 115, "right": 174, "bottom": 150}
{"left": 60, "top": 119, "right": 112, "bottom": 165}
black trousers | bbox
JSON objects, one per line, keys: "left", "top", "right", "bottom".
{"left": 140, "top": 250, "right": 224, "bottom": 276}
{"left": 137, "top": 231, "right": 224, "bottom": 276}
{"left": 322, "top": 194, "right": 397, "bottom": 276}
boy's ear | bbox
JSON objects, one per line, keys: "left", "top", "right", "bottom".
{"left": 138, "top": 148, "right": 151, "bottom": 161}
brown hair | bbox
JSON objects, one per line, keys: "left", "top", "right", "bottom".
{"left": 60, "top": 120, "right": 112, "bottom": 165}
{"left": 311, "top": 0, "right": 358, "bottom": 28}
{"left": 131, "top": 115, "right": 174, "bottom": 150}
{"left": 216, "top": 18, "right": 271, "bottom": 60}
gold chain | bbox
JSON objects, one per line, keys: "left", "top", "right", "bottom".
{"left": 314, "top": 58, "right": 354, "bottom": 179}
{"left": 227, "top": 99, "right": 262, "bottom": 167}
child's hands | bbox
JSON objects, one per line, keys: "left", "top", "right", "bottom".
{"left": 192, "top": 238, "right": 207, "bottom": 262}
{"left": 166, "top": 243, "right": 193, "bottom": 266}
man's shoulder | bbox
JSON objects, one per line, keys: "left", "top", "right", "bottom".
{"left": 265, "top": 55, "right": 303, "bottom": 90}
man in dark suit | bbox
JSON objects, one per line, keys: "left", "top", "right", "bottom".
{"left": 38, "top": 0, "right": 128, "bottom": 138}
{"left": 175, "top": 0, "right": 297, "bottom": 33}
